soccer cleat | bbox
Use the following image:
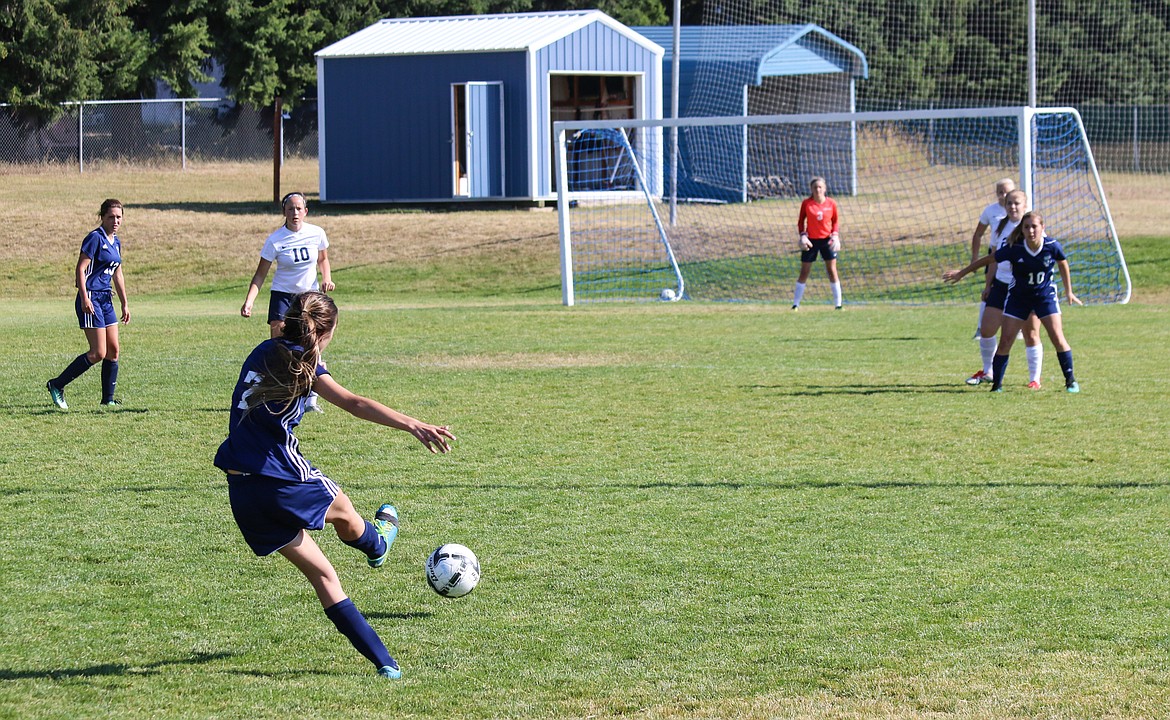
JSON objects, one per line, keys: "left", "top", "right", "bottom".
{"left": 1066, "top": 381, "right": 1080, "bottom": 393}
{"left": 1026, "top": 381, "right": 1042, "bottom": 390}
{"left": 367, "top": 504, "right": 399, "bottom": 568}
{"left": 791, "top": 304, "right": 799, "bottom": 311}
{"left": 965, "top": 370, "right": 991, "bottom": 386}
{"left": 377, "top": 660, "right": 401, "bottom": 679}
{"left": 101, "top": 398, "right": 122, "bottom": 407}
{"left": 972, "top": 327, "right": 981, "bottom": 340}
{"left": 46, "top": 381, "right": 68, "bottom": 409}
{"left": 990, "top": 386, "right": 1004, "bottom": 393}
{"left": 835, "top": 305, "right": 842, "bottom": 310}
{"left": 305, "top": 403, "right": 325, "bottom": 414}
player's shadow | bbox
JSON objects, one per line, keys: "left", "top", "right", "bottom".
{"left": 748, "top": 383, "right": 968, "bottom": 396}
{"left": 0, "top": 651, "right": 233, "bottom": 680}
{"left": 365, "top": 610, "right": 433, "bottom": 621}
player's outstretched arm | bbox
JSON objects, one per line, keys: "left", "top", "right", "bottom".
{"left": 1058, "top": 259, "right": 1083, "bottom": 306}
{"left": 318, "top": 249, "right": 335, "bottom": 293}
{"left": 943, "top": 254, "right": 995, "bottom": 283}
{"left": 969, "top": 222, "right": 988, "bottom": 264}
{"left": 313, "top": 373, "right": 455, "bottom": 453}
{"left": 242, "top": 258, "right": 273, "bottom": 317}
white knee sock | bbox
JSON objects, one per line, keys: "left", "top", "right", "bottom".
{"left": 1026, "top": 344, "right": 1043, "bottom": 383}
{"left": 793, "top": 282, "right": 806, "bottom": 307}
{"left": 830, "top": 282, "right": 842, "bottom": 307}
{"left": 977, "top": 301, "right": 986, "bottom": 327}
{"left": 979, "top": 336, "right": 998, "bottom": 375}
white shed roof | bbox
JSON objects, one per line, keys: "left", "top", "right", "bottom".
{"left": 317, "top": 10, "right": 662, "bottom": 58}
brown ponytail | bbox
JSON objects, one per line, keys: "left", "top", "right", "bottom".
{"left": 246, "top": 292, "right": 338, "bottom": 411}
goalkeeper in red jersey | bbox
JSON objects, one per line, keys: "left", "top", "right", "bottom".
{"left": 792, "top": 177, "right": 842, "bottom": 310}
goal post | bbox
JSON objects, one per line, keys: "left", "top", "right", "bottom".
{"left": 554, "top": 106, "right": 1130, "bottom": 306}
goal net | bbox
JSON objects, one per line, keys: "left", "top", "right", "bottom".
{"left": 554, "top": 106, "right": 1130, "bottom": 306}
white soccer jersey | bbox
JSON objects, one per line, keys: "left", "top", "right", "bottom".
{"left": 260, "top": 222, "right": 329, "bottom": 294}
{"left": 991, "top": 217, "right": 1020, "bottom": 284}
{"left": 978, "top": 200, "right": 1005, "bottom": 228}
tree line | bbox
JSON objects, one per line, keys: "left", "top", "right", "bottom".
{"left": 3, "top": 0, "right": 1167, "bottom": 128}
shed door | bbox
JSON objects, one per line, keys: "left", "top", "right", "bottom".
{"left": 452, "top": 82, "right": 504, "bottom": 198}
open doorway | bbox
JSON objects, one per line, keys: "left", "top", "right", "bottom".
{"left": 550, "top": 74, "right": 639, "bottom": 191}
{"left": 452, "top": 82, "right": 504, "bottom": 198}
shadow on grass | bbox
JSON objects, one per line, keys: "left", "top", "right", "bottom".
{"left": 747, "top": 383, "right": 968, "bottom": 395}
{"left": 131, "top": 201, "right": 272, "bottom": 216}
{"left": 366, "top": 610, "right": 434, "bottom": 621}
{"left": 17, "top": 406, "right": 152, "bottom": 415}
{"left": 0, "top": 651, "right": 233, "bottom": 680}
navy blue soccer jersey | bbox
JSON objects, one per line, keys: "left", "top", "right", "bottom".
{"left": 79, "top": 227, "right": 122, "bottom": 294}
{"left": 993, "top": 237, "right": 1067, "bottom": 296}
{"left": 214, "top": 339, "right": 330, "bottom": 482}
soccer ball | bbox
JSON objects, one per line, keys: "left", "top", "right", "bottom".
{"left": 660, "top": 288, "right": 677, "bottom": 302}
{"left": 425, "top": 543, "right": 480, "bottom": 598}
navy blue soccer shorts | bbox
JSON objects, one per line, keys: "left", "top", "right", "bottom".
{"left": 800, "top": 238, "right": 837, "bottom": 263}
{"left": 1004, "top": 285, "right": 1061, "bottom": 321}
{"left": 984, "top": 279, "right": 1010, "bottom": 310}
{"left": 227, "top": 472, "right": 340, "bottom": 556}
{"left": 76, "top": 291, "right": 118, "bottom": 329}
{"left": 267, "top": 291, "right": 299, "bottom": 324}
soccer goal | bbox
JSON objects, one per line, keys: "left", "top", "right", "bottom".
{"left": 554, "top": 106, "right": 1131, "bottom": 306}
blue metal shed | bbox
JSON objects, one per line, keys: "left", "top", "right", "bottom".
{"left": 633, "top": 25, "right": 868, "bottom": 201}
{"left": 315, "top": 11, "right": 663, "bottom": 203}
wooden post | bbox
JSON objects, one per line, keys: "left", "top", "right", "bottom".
{"left": 273, "top": 96, "right": 283, "bottom": 205}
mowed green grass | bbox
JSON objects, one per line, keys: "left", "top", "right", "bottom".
{"left": 3, "top": 289, "right": 1170, "bottom": 719}
{"left": 2, "top": 162, "right": 1170, "bottom": 718}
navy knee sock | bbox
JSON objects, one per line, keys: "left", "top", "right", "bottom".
{"left": 991, "top": 354, "right": 1010, "bottom": 389}
{"left": 341, "top": 520, "right": 385, "bottom": 560}
{"left": 323, "top": 598, "right": 394, "bottom": 669}
{"left": 53, "top": 353, "right": 95, "bottom": 389}
{"left": 1057, "top": 349, "right": 1075, "bottom": 385}
{"left": 101, "top": 360, "right": 119, "bottom": 402}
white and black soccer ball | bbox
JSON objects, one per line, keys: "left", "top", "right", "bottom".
{"left": 425, "top": 543, "right": 480, "bottom": 598}
{"left": 660, "top": 288, "right": 677, "bottom": 302}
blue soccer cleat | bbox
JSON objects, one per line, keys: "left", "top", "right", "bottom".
{"left": 1066, "top": 381, "right": 1080, "bottom": 394}
{"left": 46, "top": 381, "right": 68, "bottom": 410}
{"left": 377, "top": 659, "right": 401, "bottom": 679}
{"left": 367, "top": 504, "right": 399, "bottom": 568}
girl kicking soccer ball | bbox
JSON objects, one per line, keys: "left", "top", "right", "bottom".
{"left": 214, "top": 291, "right": 455, "bottom": 679}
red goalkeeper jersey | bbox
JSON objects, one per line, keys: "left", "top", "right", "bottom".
{"left": 797, "top": 197, "right": 839, "bottom": 239}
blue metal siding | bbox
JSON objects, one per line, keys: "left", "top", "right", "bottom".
{"left": 322, "top": 53, "right": 528, "bottom": 201}
{"left": 532, "top": 24, "right": 661, "bottom": 197}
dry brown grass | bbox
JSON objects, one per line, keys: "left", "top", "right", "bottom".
{"left": 0, "top": 159, "right": 561, "bottom": 296}
{"left": 0, "top": 159, "right": 1162, "bottom": 298}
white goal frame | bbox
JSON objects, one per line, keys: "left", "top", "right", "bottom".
{"left": 554, "top": 106, "right": 1130, "bottom": 306}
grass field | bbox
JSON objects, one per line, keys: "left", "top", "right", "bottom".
{"left": 2, "top": 163, "right": 1169, "bottom": 719}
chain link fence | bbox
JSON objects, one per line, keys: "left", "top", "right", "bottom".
{"left": 0, "top": 98, "right": 318, "bottom": 170}
{"left": 1, "top": 96, "right": 1166, "bottom": 174}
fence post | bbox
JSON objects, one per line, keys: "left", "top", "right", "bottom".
{"left": 182, "top": 99, "right": 188, "bottom": 170}
{"left": 1133, "top": 106, "right": 1140, "bottom": 172}
{"left": 273, "top": 96, "right": 282, "bottom": 205}
{"left": 78, "top": 102, "right": 84, "bottom": 174}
